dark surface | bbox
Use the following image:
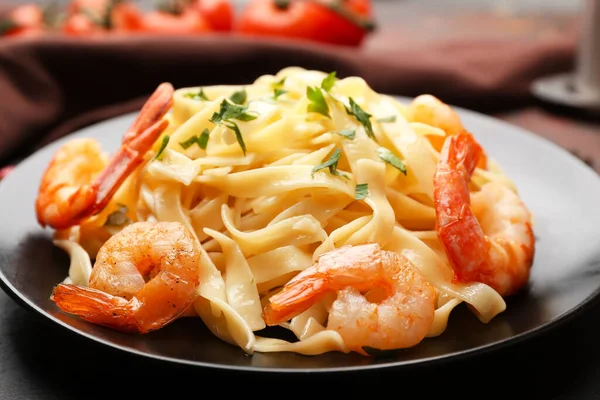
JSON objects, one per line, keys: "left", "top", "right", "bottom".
{"left": 2, "top": 1, "right": 600, "bottom": 399}
{"left": 1, "top": 289, "right": 600, "bottom": 398}
{"left": 2, "top": 106, "right": 600, "bottom": 397}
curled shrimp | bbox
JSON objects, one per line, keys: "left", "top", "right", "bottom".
{"left": 408, "top": 94, "right": 464, "bottom": 136}
{"left": 51, "top": 221, "right": 201, "bottom": 333}
{"left": 408, "top": 94, "right": 487, "bottom": 169}
{"left": 433, "top": 131, "right": 535, "bottom": 297}
{"left": 35, "top": 82, "right": 174, "bottom": 230}
{"left": 263, "top": 243, "right": 436, "bottom": 355}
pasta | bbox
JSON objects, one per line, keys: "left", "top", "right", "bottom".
{"left": 45, "top": 67, "right": 534, "bottom": 356}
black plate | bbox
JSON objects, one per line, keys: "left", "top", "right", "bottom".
{"left": 2, "top": 102, "right": 600, "bottom": 373}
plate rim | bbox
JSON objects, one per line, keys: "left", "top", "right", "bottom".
{"left": 1, "top": 97, "right": 599, "bottom": 373}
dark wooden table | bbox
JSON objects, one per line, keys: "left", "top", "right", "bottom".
{"left": 1, "top": 1, "right": 599, "bottom": 399}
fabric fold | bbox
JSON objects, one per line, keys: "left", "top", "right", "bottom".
{"left": 0, "top": 15, "right": 576, "bottom": 165}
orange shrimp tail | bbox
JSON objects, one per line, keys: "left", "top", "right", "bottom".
{"left": 90, "top": 118, "right": 169, "bottom": 214}
{"left": 434, "top": 131, "right": 488, "bottom": 284}
{"left": 90, "top": 83, "right": 174, "bottom": 215}
{"left": 35, "top": 83, "right": 174, "bottom": 230}
{"left": 263, "top": 276, "right": 326, "bottom": 326}
{"left": 51, "top": 283, "right": 141, "bottom": 333}
{"left": 123, "top": 82, "right": 175, "bottom": 145}
{"left": 440, "top": 130, "right": 482, "bottom": 178}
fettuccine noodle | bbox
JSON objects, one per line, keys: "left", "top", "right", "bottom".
{"left": 54, "top": 67, "right": 522, "bottom": 356}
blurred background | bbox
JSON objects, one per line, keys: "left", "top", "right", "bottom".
{"left": 0, "top": 0, "right": 585, "bottom": 47}
{"left": 0, "top": 0, "right": 597, "bottom": 175}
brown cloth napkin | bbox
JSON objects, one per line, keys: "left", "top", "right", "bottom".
{"left": 0, "top": 17, "right": 577, "bottom": 168}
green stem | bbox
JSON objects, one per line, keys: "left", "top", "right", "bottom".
{"left": 274, "top": 0, "right": 292, "bottom": 10}
{"left": 274, "top": 0, "right": 376, "bottom": 32}
{"left": 326, "top": 0, "right": 376, "bottom": 32}
{"left": 0, "top": 19, "right": 18, "bottom": 36}
{"left": 41, "top": 0, "right": 63, "bottom": 29}
{"left": 155, "top": 0, "right": 193, "bottom": 15}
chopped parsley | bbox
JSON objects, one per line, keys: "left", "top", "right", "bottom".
{"left": 337, "top": 129, "right": 356, "bottom": 140}
{"left": 229, "top": 88, "right": 247, "bottom": 105}
{"left": 184, "top": 88, "right": 209, "bottom": 101}
{"left": 197, "top": 129, "right": 210, "bottom": 149}
{"left": 210, "top": 99, "right": 258, "bottom": 123}
{"left": 377, "top": 147, "right": 407, "bottom": 175}
{"left": 274, "top": 88, "right": 287, "bottom": 100}
{"left": 311, "top": 148, "right": 344, "bottom": 178}
{"left": 154, "top": 135, "right": 170, "bottom": 160}
{"left": 321, "top": 71, "right": 337, "bottom": 92}
{"left": 272, "top": 77, "right": 287, "bottom": 99}
{"left": 377, "top": 115, "right": 397, "bottom": 123}
{"left": 272, "top": 77, "right": 286, "bottom": 88}
{"left": 306, "top": 86, "right": 330, "bottom": 118}
{"left": 226, "top": 123, "right": 247, "bottom": 154}
{"left": 345, "top": 98, "right": 375, "bottom": 140}
{"left": 355, "top": 183, "right": 369, "bottom": 200}
{"left": 209, "top": 100, "right": 258, "bottom": 155}
{"left": 180, "top": 128, "right": 210, "bottom": 150}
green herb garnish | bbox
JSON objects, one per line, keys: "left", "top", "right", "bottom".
{"left": 274, "top": 88, "right": 287, "bottom": 100}
{"left": 377, "top": 115, "right": 397, "bottom": 123}
{"left": 272, "top": 77, "right": 286, "bottom": 88}
{"left": 306, "top": 87, "right": 330, "bottom": 118}
{"left": 184, "top": 88, "right": 209, "bottom": 101}
{"left": 198, "top": 128, "right": 210, "bottom": 149}
{"left": 180, "top": 128, "right": 210, "bottom": 150}
{"left": 355, "top": 183, "right": 369, "bottom": 200}
{"left": 345, "top": 97, "right": 375, "bottom": 140}
{"left": 225, "top": 122, "right": 247, "bottom": 155}
{"left": 337, "top": 129, "right": 356, "bottom": 140}
{"left": 377, "top": 147, "right": 407, "bottom": 175}
{"left": 209, "top": 100, "right": 258, "bottom": 155}
{"left": 210, "top": 99, "right": 258, "bottom": 124}
{"left": 154, "top": 135, "right": 170, "bottom": 160}
{"left": 229, "top": 88, "right": 247, "bottom": 105}
{"left": 272, "top": 77, "right": 287, "bottom": 99}
{"left": 311, "top": 148, "right": 344, "bottom": 177}
{"left": 321, "top": 71, "right": 337, "bottom": 92}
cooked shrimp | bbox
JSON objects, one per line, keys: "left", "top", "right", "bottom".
{"left": 408, "top": 94, "right": 464, "bottom": 136}
{"left": 36, "top": 82, "right": 174, "bottom": 230}
{"left": 263, "top": 243, "right": 436, "bottom": 355}
{"left": 51, "top": 221, "right": 201, "bottom": 333}
{"left": 408, "top": 94, "right": 487, "bottom": 169}
{"left": 433, "top": 132, "right": 535, "bottom": 297}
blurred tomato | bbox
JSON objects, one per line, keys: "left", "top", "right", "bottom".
{"left": 139, "top": 8, "right": 211, "bottom": 35}
{"left": 236, "top": 0, "right": 375, "bottom": 47}
{"left": 1, "top": 4, "right": 45, "bottom": 37}
{"left": 193, "top": 0, "right": 234, "bottom": 31}
{"left": 66, "top": 0, "right": 108, "bottom": 15}
{"left": 62, "top": 0, "right": 143, "bottom": 36}
{"left": 62, "top": 13, "right": 102, "bottom": 36}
